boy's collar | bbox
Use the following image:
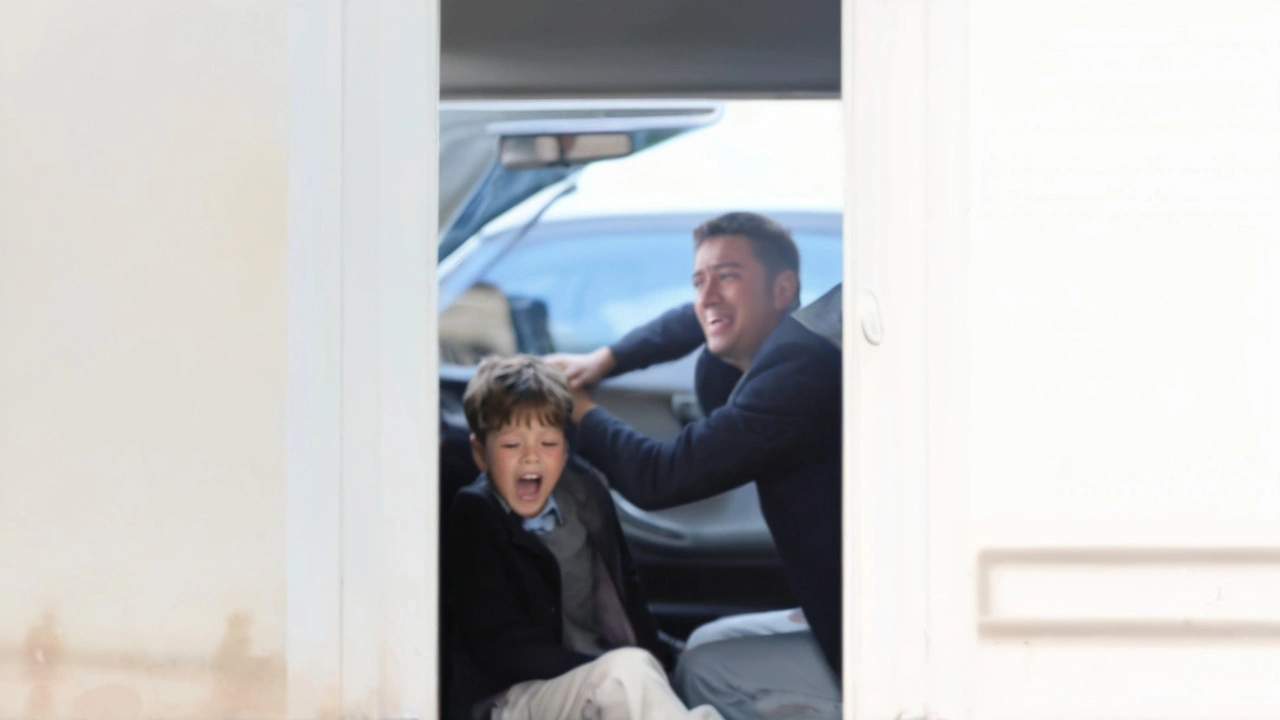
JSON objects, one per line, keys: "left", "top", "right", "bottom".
{"left": 521, "top": 495, "right": 562, "bottom": 534}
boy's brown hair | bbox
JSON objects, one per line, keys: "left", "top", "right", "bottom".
{"left": 463, "top": 354, "right": 574, "bottom": 443}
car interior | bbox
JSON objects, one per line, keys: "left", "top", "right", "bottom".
{"left": 436, "top": 0, "right": 842, "bottom": 706}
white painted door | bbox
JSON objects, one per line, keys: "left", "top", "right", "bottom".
{"left": 844, "top": 1, "right": 1280, "bottom": 718}
{"left": 287, "top": 0, "right": 438, "bottom": 717}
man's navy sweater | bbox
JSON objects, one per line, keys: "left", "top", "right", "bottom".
{"left": 583, "top": 307, "right": 843, "bottom": 675}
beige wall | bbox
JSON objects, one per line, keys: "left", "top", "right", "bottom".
{"left": 0, "top": 2, "right": 288, "bottom": 718}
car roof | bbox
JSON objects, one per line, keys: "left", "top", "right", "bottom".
{"left": 475, "top": 100, "right": 844, "bottom": 238}
{"left": 511, "top": 210, "right": 843, "bottom": 242}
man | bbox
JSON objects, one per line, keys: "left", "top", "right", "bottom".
{"left": 548, "top": 212, "right": 842, "bottom": 720}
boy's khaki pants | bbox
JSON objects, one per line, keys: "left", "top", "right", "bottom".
{"left": 491, "top": 647, "right": 724, "bottom": 720}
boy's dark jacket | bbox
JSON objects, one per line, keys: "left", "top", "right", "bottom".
{"left": 444, "top": 457, "right": 674, "bottom": 720}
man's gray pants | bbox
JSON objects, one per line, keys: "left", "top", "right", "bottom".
{"left": 672, "top": 611, "right": 842, "bottom": 720}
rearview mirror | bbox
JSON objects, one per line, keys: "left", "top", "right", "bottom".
{"left": 499, "top": 133, "right": 633, "bottom": 169}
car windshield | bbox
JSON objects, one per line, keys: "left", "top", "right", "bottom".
{"left": 438, "top": 100, "right": 844, "bottom": 365}
{"left": 478, "top": 226, "right": 842, "bottom": 355}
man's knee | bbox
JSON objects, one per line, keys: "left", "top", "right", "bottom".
{"left": 685, "top": 620, "right": 730, "bottom": 650}
{"left": 673, "top": 640, "right": 733, "bottom": 700}
{"left": 677, "top": 634, "right": 842, "bottom": 720}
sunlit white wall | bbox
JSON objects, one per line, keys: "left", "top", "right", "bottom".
{"left": 962, "top": 1, "right": 1280, "bottom": 717}
{"left": 0, "top": 3, "right": 288, "bottom": 718}
{"left": 968, "top": 4, "right": 1280, "bottom": 715}
{"left": 846, "top": 1, "right": 1280, "bottom": 718}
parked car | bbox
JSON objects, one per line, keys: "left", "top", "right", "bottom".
{"left": 437, "top": 99, "right": 843, "bottom": 640}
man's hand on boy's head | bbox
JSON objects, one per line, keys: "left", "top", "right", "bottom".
{"left": 545, "top": 347, "right": 615, "bottom": 391}
{"left": 570, "top": 385, "right": 596, "bottom": 424}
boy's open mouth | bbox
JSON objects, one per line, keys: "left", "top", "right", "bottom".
{"left": 516, "top": 473, "right": 542, "bottom": 502}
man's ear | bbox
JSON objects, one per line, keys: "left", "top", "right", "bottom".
{"left": 772, "top": 269, "right": 799, "bottom": 311}
{"left": 470, "top": 433, "right": 488, "bottom": 473}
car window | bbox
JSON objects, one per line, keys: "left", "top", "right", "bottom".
{"left": 439, "top": 227, "right": 842, "bottom": 360}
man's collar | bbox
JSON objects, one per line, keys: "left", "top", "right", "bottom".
{"left": 791, "top": 283, "right": 842, "bottom": 349}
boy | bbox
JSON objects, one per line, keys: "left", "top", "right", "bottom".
{"left": 445, "top": 355, "right": 724, "bottom": 720}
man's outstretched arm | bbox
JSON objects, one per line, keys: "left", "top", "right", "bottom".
{"left": 571, "top": 330, "right": 841, "bottom": 510}
{"left": 547, "top": 303, "right": 704, "bottom": 389}
{"left": 607, "top": 302, "right": 704, "bottom": 375}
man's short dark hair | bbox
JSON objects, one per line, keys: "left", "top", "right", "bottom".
{"left": 693, "top": 212, "right": 801, "bottom": 295}
{"left": 463, "top": 355, "right": 573, "bottom": 443}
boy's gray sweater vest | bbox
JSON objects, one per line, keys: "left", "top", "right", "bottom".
{"left": 534, "top": 488, "right": 605, "bottom": 656}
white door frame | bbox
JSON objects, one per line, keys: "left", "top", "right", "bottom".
{"left": 286, "top": 0, "right": 439, "bottom": 717}
{"left": 283, "top": 1, "right": 974, "bottom": 717}
{"left": 843, "top": 0, "right": 971, "bottom": 718}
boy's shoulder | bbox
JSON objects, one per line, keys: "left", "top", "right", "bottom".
{"left": 457, "top": 474, "right": 494, "bottom": 498}
{"left": 449, "top": 474, "right": 503, "bottom": 521}
{"left": 557, "top": 456, "right": 627, "bottom": 537}
{"left": 561, "top": 454, "right": 614, "bottom": 503}
{"left": 566, "top": 452, "right": 608, "bottom": 484}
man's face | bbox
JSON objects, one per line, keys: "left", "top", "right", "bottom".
{"left": 471, "top": 413, "right": 568, "bottom": 518}
{"left": 692, "top": 234, "right": 794, "bottom": 370}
